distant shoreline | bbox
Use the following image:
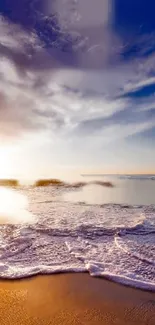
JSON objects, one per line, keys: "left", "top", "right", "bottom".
{"left": 81, "top": 173, "right": 155, "bottom": 176}
{"left": 0, "top": 178, "right": 113, "bottom": 188}
{"left": 34, "top": 179, "right": 114, "bottom": 188}
{"left": 0, "top": 174, "right": 155, "bottom": 188}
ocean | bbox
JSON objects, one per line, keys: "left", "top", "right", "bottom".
{"left": 0, "top": 174, "right": 155, "bottom": 291}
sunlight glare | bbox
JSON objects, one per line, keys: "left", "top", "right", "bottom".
{"left": 0, "top": 187, "right": 35, "bottom": 224}
{"left": 0, "top": 147, "right": 15, "bottom": 178}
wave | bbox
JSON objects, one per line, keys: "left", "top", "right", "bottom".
{"left": 0, "top": 188, "right": 154, "bottom": 291}
{"left": 118, "top": 175, "right": 155, "bottom": 180}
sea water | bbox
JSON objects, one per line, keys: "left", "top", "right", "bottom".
{"left": 0, "top": 175, "right": 154, "bottom": 291}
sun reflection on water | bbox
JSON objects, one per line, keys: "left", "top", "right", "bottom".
{"left": 0, "top": 187, "right": 34, "bottom": 224}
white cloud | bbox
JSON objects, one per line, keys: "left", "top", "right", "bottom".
{"left": 0, "top": 12, "right": 155, "bottom": 149}
{"left": 102, "top": 120, "right": 155, "bottom": 141}
{"left": 124, "top": 76, "right": 155, "bottom": 93}
{"left": 45, "top": 0, "right": 111, "bottom": 29}
{"left": 0, "top": 15, "right": 41, "bottom": 53}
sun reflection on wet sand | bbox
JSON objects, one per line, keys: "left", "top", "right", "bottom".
{"left": 0, "top": 187, "right": 35, "bottom": 224}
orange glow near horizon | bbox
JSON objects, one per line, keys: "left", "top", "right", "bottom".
{"left": 0, "top": 146, "right": 154, "bottom": 181}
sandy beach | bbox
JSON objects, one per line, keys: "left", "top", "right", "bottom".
{"left": 0, "top": 273, "right": 155, "bottom": 325}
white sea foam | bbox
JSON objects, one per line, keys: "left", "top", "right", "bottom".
{"left": 0, "top": 186, "right": 154, "bottom": 291}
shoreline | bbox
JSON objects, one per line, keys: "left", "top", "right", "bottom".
{"left": 0, "top": 273, "right": 155, "bottom": 324}
{"left": 0, "top": 270, "right": 155, "bottom": 293}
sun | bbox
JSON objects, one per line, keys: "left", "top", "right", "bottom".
{"left": 0, "top": 187, "right": 35, "bottom": 224}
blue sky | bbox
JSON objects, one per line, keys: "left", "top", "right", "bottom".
{"left": 0, "top": 0, "right": 155, "bottom": 178}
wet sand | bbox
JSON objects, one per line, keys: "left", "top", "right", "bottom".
{"left": 0, "top": 273, "right": 155, "bottom": 325}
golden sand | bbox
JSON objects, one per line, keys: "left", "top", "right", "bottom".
{"left": 0, "top": 274, "right": 155, "bottom": 325}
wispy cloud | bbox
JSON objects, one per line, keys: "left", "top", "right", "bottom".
{"left": 0, "top": 1, "right": 155, "bottom": 152}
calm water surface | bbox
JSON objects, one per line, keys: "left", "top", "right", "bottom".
{"left": 64, "top": 175, "right": 155, "bottom": 206}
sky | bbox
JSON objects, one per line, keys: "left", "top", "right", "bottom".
{"left": 0, "top": 0, "right": 155, "bottom": 179}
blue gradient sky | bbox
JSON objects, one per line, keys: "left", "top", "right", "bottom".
{"left": 0, "top": 0, "right": 155, "bottom": 178}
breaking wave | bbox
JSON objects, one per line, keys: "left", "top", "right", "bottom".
{"left": 0, "top": 186, "right": 154, "bottom": 291}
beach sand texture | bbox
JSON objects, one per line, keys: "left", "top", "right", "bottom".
{"left": 0, "top": 274, "right": 155, "bottom": 325}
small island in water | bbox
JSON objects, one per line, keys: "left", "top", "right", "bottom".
{"left": 34, "top": 179, "right": 114, "bottom": 188}
{"left": 0, "top": 178, "right": 114, "bottom": 188}
{"left": 0, "top": 179, "right": 19, "bottom": 187}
